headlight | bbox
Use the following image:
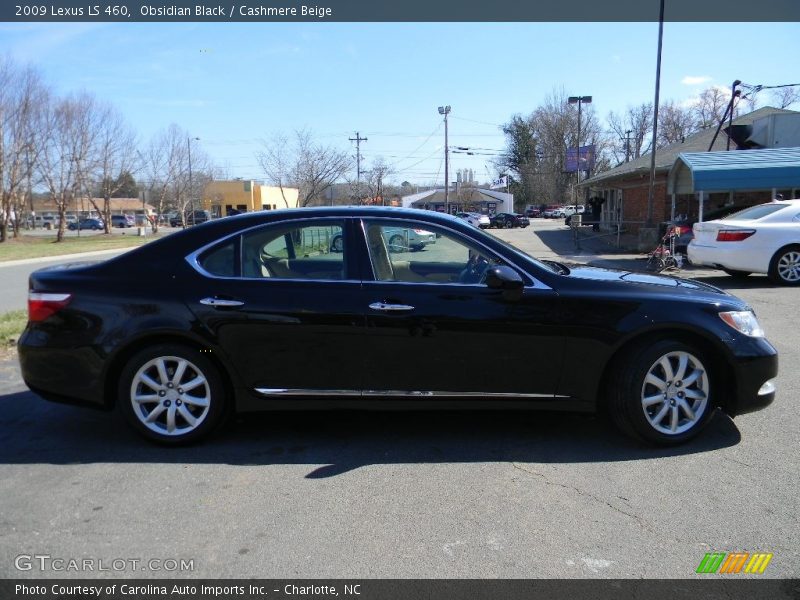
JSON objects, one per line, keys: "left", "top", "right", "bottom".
{"left": 719, "top": 310, "right": 765, "bottom": 337}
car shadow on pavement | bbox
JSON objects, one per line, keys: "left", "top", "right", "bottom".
{"left": 689, "top": 274, "right": 778, "bottom": 291}
{"left": 0, "top": 390, "right": 741, "bottom": 477}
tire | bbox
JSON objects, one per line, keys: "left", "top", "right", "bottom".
{"left": 768, "top": 245, "right": 800, "bottom": 286}
{"left": 646, "top": 256, "right": 665, "bottom": 272}
{"left": 663, "top": 256, "right": 679, "bottom": 270}
{"left": 722, "top": 268, "right": 752, "bottom": 279}
{"left": 118, "top": 344, "right": 227, "bottom": 445}
{"left": 608, "top": 339, "right": 715, "bottom": 445}
{"left": 330, "top": 235, "right": 344, "bottom": 253}
{"left": 388, "top": 234, "right": 405, "bottom": 253}
{"left": 505, "top": 220, "right": 514, "bottom": 229}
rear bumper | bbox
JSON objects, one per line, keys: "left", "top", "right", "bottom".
{"left": 18, "top": 334, "right": 107, "bottom": 409}
{"left": 688, "top": 242, "right": 768, "bottom": 273}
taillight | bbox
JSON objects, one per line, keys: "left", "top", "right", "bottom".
{"left": 716, "top": 229, "right": 756, "bottom": 242}
{"left": 28, "top": 292, "right": 72, "bottom": 322}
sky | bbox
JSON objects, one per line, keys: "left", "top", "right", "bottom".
{"left": 0, "top": 21, "right": 797, "bottom": 186}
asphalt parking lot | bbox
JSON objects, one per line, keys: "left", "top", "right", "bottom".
{"left": 0, "top": 220, "right": 797, "bottom": 579}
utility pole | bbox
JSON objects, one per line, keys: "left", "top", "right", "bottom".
{"left": 438, "top": 106, "right": 451, "bottom": 213}
{"left": 187, "top": 136, "right": 199, "bottom": 226}
{"left": 349, "top": 132, "right": 368, "bottom": 194}
{"left": 646, "top": 0, "right": 665, "bottom": 228}
{"left": 623, "top": 129, "right": 633, "bottom": 162}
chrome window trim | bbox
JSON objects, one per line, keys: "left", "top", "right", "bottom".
{"left": 359, "top": 217, "right": 552, "bottom": 291}
{"left": 255, "top": 388, "right": 567, "bottom": 399}
{"left": 185, "top": 216, "right": 354, "bottom": 282}
{"left": 184, "top": 213, "right": 551, "bottom": 290}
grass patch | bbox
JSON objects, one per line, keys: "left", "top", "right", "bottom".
{"left": 0, "top": 310, "right": 27, "bottom": 345}
{"left": 0, "top": 232, "right": 160, "bottom": 262}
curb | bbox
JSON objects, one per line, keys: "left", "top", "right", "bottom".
{"left": 0, "top": 247, "right": 135, "bottom": 268}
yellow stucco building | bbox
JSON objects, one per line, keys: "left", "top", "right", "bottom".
{"left": 202, "top": 180, "right": 299, "bottom": 217}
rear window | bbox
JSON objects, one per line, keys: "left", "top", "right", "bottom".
{"left": 199, "top": 240, "right": 237, "bottom": 277}
{"left": 722, "top": 204, "right": 787, "bottom": 221}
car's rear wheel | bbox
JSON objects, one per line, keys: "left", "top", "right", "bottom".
{"left": 119, "top": 344, "right": 226, "bottom": 444}
{"left": 768, "top": 246, "right": 800, "bottom": 286}
{"left": 388, "top": 234, "right": 405, "bottom": 253}
{"left": 722, "top": 268, "right": 752, "bottom": 279}
{"left": 609, "top": 340, "right": 715, "bottom": 445}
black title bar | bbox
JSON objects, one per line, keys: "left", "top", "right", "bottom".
{"left": 3, "top": 579, "right": 800, "bottom": 600}
{"left": 2, "top": 0, "right": 800, "bottom": 22}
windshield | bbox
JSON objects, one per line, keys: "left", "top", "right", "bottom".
{"left": 722, "top": 204, "right": 788, "bottom": 221}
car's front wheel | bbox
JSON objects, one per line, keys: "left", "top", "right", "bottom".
{"left": 609, "top": 340, "right": 715, "bottom": 445}
{"left": 119, "top": 344, "right": 226, "bottom": 444}
{"left": 768, "top": 245, "right": 800, "bottom": 286}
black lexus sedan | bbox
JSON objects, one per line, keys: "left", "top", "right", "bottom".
{"left": 18, "top": 207, "right": 777, "bottom": 445}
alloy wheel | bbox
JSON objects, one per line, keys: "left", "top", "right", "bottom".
{"left": 640, "top": 350, "right": 709, "bottom": 435}
{"left": 129, "top": 356, "right": 211, "bottom": 436}
{"left": 777, "top": 250, "right": 800, "bottom": 282}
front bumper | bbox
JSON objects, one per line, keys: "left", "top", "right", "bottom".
{"left": 725, "top": 343, "right": 778, "bottom": 417}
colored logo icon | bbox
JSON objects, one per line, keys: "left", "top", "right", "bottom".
{"left": 697, "top": 552, "right": 773, "bottom": 574}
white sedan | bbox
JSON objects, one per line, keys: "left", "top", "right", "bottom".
{"left": 688, "top": 199, "right": 800, "bottom": 285}
{"left": 456, "top": 212, "right": 491, "bottom": 229}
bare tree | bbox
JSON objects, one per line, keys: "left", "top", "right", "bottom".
{"left": 694, "top": 86, "right": 729, "bottom": 129}
{"left": 357, "top": 156, "right": 394, "bottom": 204}
{"left": 92, "top": 102, "right": 138, "bottom": 233}
{"left": 0, "top": 60, "right": 46, "bottom": 242}
{"left": 527, "top": 87, "right": 605, "bottom": 205}
{"left": 37, "top": 92, "right": 98, "bottom": 242}
{"left": 771, "top": 86, "right": 800, "bottom": 109}
{"left": 141, "top": 124, "right": 189, "bottom": 232}
{"left": 607, "top": 102, "right": 653, "bottom": 164}
{"left": 657, "top": 101, "right": 698, "bottom": 147}
{"left": 258, "top": 129, "right": 352, "bottom": 207}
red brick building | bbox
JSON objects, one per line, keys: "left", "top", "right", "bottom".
{"left": 582, "top": 106, "right": 796, "bottom": 236}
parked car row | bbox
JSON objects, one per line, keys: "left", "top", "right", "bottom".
{"left": 170, "top": 210, "right": 212, "bottom": 227}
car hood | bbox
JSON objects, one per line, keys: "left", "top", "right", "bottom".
{"left": 565, "top": 264, "right": 731, "bottom": 296}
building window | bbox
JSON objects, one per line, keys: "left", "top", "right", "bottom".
{"left": 262, "top": 204, "right": 270, "bottom": 210}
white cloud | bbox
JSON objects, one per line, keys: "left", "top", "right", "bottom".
{"left": 681, "top": 75, "right": 712, "bottom": 86}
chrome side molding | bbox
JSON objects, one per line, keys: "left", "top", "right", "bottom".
{"left": 254, "top": 388, "right": 565, "bottom": 399}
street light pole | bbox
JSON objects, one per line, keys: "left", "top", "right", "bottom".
{"left": 438, "top": 105, "right": 451, "bottom": 213}
{"left": 568, "top": 96, "right": 592, "bottom": 212}
{"left": 568, "top": 95, "right": 592, "bottom": 251}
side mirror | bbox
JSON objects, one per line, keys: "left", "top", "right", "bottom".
{"left": 485, "top": 265, "right": 524, "bottom": 300}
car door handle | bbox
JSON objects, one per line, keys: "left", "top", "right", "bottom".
{"left": 200, "top": 297, "right": 245, "bottom": 307}
{"left": 369, "top": 302, "right": 415, "bottom": 312}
